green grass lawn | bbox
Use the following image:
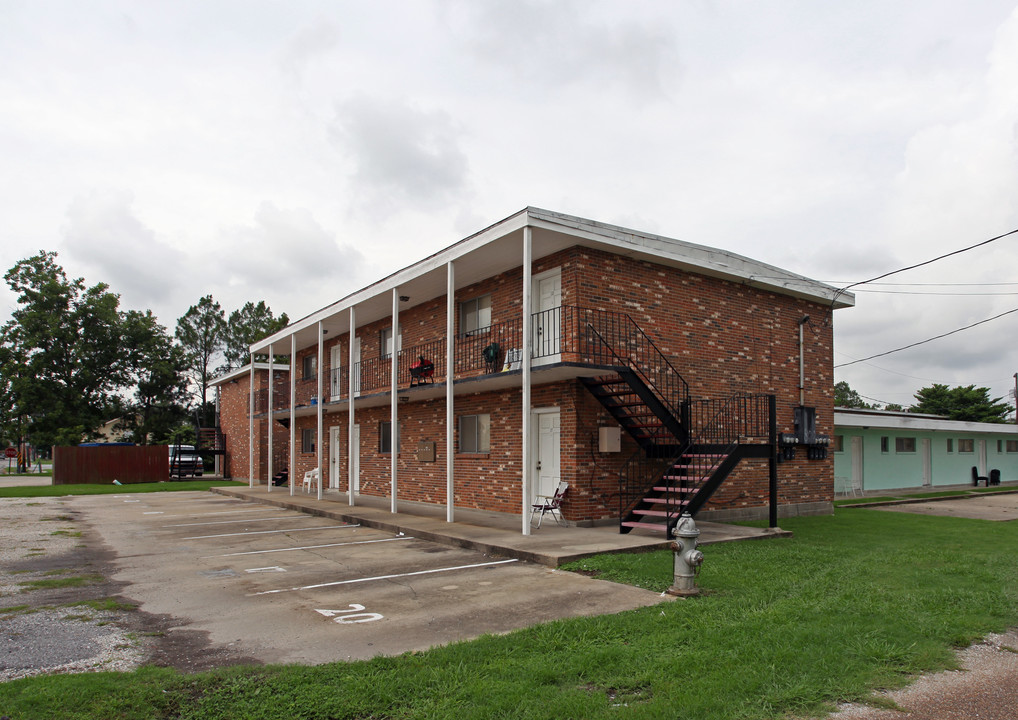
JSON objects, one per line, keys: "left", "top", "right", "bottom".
{"left": 0, "top": 480, "right": 246, "bottom": 498}
{"left": 1, "top": 509, "right": 1015, "bottom": 719}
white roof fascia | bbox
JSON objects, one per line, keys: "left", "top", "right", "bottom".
{"left": 252, "top": 206, "right": 852, "bottom": 354}
{"left": 835, "top": 409, "right": 1018, "bottom": 435}
{"left": 526, "top": 208, "right": 852, "bottom": 308}
{"left": 210, "top": 363, "right": 289, "bottom": 387}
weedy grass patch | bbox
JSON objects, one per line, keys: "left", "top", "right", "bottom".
{"left": 1, "top": 510, "right": 1016, "bottom": 719}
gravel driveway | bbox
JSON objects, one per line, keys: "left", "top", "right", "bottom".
{"left": 0, "top": 495, "right": 253, "bottom": 682}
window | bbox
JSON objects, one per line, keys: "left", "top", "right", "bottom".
{"left": 459, "top": 414, "right": 491, "bottom": 453}
{"left": 379, "top": 421, "right": 400, "bottom": 453}
{"left": 880, "top": 436, "right": 889, "bottom": 453}
{"left": 947, "top": 439, "right": 953, "bottom": 453}
{"left": 895, "top": 437, "right": 916, "bottom": 453}
{"left": 460, "top": 295, "right": 492, "bottom": 335}
{"left": 302, "top": 354, "right": 317, "bottom": 380}
{"left": 301, "top": 428, "right": 316, "bottom": 453}
{"left": 832, "top": 435, "right": 844, "bottom": 452}
{"left": 998, "top": 439, "right": 1003, "bottom": 453}
{"left": 958, "top": 439, "right": 974, "bottom": 453}
{"left": 380, "top": 326, "right": 401, "bottom": 360}
{"left": 1007, "top": 440, "right": 1018, "bottom": 453}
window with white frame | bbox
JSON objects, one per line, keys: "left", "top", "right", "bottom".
{"left": 895, "top": 437, "right": 916, "bottom": 453}
{"left": 380, "top": 326, "right": 401, "bottom": 360}
{"left": 301, "top": 428, "right": 315, "bottom": 453}
{"left": 958, "top": 439, "right": 974, "bottom": 453}
{"left": 459, "top": 414, "right": 491, "bottom": 453}
{"left": 1007, "top": 440, "right": 1018, "bottom": 453}
{"left": 379, "top": 421, "right": 400, "bottom": 453}
{"left": 302, "top": 354, "right": 317, "bottom": 380}
{"left": 460, "top": 294, "right": 492, "bottom": 335}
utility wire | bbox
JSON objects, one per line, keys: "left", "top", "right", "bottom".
{"left": 830, "top": 226, "right": 1018, "bottom": 307}
{"left": 834, "top": 306, "right": 1018, "bottom": 368}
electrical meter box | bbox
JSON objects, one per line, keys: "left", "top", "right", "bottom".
{"left": 598, "top": 426, "right": 621, "bottom": 453}
{"left": 416, "top": 441, "right": 436, "bottom": 463}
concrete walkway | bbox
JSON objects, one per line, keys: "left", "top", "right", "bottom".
{"left": 212, "top": 485, "right": 791, "bottom": 566}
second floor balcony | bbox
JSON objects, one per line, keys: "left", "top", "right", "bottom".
{"left": 254, "top": 305, "right": 686, "bottom": 417}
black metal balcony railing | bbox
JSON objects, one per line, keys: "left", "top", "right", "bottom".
{"left": 253, "top": 305, "right": 689, "bottom": 413}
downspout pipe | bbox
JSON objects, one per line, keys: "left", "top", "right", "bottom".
{"left": 798, "top": 315, "right": 809, "bottom": 407}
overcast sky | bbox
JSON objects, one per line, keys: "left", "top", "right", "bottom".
{"left": 2, "top": 1, "right": 1017, "bottom": 413}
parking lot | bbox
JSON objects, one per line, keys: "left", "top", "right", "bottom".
{"left": 72, "top": 491, "right": 666, "bottom": 664}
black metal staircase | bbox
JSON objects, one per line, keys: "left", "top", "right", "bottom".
{"left": 580, "top": 315, "right": 774, "bottom": 536}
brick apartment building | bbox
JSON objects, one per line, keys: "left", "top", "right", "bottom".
{"left": 213, "top": 208, "right": 854, "bottom": 536}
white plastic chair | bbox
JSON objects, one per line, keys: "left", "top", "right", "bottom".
{"left": 302, "top": 468, "right": 320, "bottom": 493}
{"left": 531, "top": 481, "right": 568, "bottom": 528}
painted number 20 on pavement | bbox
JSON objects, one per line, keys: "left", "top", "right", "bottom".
{"left": 315, "top": 604, "right": 383, "bottom": 624}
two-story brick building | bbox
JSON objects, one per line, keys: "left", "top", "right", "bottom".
{"left": 217, "top": 207, "right": 853, "bottom": 536}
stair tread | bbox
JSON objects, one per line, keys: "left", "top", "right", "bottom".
{"left": 621, "top": 521, "right": 669, "bottom": 529}
{"left": 644, "top": 497, "right": 690, "bottom": 506}
{"left": 632, "top": 509, "right": 672, "bottom": 517}
{"left": 652, "top": 486, "right": 695, "bottom": 493}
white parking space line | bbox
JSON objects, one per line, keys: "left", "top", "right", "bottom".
{"left": 143, "top": 512, "right": 164, "bottom": 515}
{"left": 182, "top": 524, "right": 358, "bottom": 540}
{"left": 252, "top": 559, "right": 519, "bottom": 595}
{"left": 201, "top": 536, "right": 414, "bottom": 558}
{"left": 155, "top": 508, "right": 276, "bottom": 518}
{"left": 162, "top": 515, "right": 302, "bottom": 528}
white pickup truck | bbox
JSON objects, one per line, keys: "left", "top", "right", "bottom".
{"left": 168, "top": 445, "right": 204, "bottom": 478}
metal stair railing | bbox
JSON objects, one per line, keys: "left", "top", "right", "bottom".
{"left": 620, "top": 393, "right": 772, "bottom": 532}
{"left": 574, "top": 307, "right": 690, "bottom": 423}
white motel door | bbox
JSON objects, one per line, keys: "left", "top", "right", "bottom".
{"left": 330, "top": 346, "right": 343, "bottom": 401}
{"left": 850, "top": 436, "right": 864, "bottom": 494}
{"left": 350, "top": 424, "right": 360, "bottom": 495}
{"left": 535, "top": 411, "right": 561, "bottom": 499}
{"left": 329, "top": 426, "right": 341, "bottom": 489}
{"left": 921, "top": 438, "right": 932, "bottom": 487}
{"left": 532, "top": 269, "right": 561, "bottom": 360}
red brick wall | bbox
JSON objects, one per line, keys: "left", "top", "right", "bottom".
{"left": 217, "top": 369, "right": 290, "bottom": 483}
{"left": 231, "top": 242, "right": 837, "bottom": 519}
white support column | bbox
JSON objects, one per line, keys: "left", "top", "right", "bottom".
{"left": 446, "top": 261, "right": 455, "bottom": 523}
{"left": 317, "top": 321, "right": 324, "bottom": 501}
{"left": 289, "top": 334, "right": 296, "bottom": 496}
{"left": 267, "top": 344, "right": 274, "bottom": 493}
{"left": 521, "top": 226, "right": 533, "bottom": 535}
{"left": 348, "top": 306, "right": 357, "bottom": 506}
{"left": 390, "top": 288, "right": 399, "bottom": 513}
{"left": 248, "top": 354, "right": 255, "bottom": 488}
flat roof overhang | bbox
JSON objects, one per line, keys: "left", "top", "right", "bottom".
{"left": 252, "top": 207, "right": 854, "bottom": 356}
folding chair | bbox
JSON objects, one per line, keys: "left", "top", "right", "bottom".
{"left": 531, "top": 481, "right": 568, "bottom": 528}
{"left": 302, "top": 468, "right": 320, "bottom": 493}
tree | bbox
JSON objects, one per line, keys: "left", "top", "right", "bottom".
{"left": 221, "top": 301, "right": 289, "bottom": 369}
{"left": 119, "top": 310, "right": 191, "bottom": 443}
{"left": 834, "top": 381, "right": 874, "bottom": 409}
{"left": 175, "top": 295, "right": 226, "bottom": 424}
{"left": 0, "top": 251, "right": 155, "bottom": 446}
{"left": 909, "top": 384, "right": 1011, "bottom": 423}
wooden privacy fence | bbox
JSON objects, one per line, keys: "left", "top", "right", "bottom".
{"left": 53, "top": 445, "right": 169, "bottom": 485}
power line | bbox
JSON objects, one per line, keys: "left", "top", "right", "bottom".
{"left": 834, "top": 306, "right": 1018, "bottom": 368}
{"left": 830, "top": 226, "right": 1018, "bottom": 307}
{"left": 852, "top": 289, "right": 1018, "bottom": 296}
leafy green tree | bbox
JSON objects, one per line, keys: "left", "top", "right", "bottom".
{"left": 0, "top": 251, "right": 156, "bottom": 446}
{"left": 119, "top": 310, "right": 190, "bottom": 443}
{"left": 909, "top": 384, "right": 1011, "bottom": 423}
{"left": 834, "top": 381, "right": 874, "bottom": 409}
{"left": 222, "top": 301, "right": 289, "bottom": 369}
{"left": 883, "top": 403, "right": 904, "bottom": 412}
{"left": 175, "top": 295, "right": 226, "bottom": 424}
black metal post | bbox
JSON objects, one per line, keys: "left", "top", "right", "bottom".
{"left": 768, "top": 394, "right": 778, "bottom": 528}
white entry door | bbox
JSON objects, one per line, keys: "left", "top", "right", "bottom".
{"left": 350, "top": 424, "right": 360, "bottom": 495}
{"left": 921, "top": 438, "right": 932, "bottom": 487}
{"left": 850, "top": 436, "right": 864, "bottom": 493}
{"left": 534, "top": 410, "right": 561, "bottom": 499}
{"left": 532, "top": 268, "right": 561, "bottom": 361}
{"left": 330, "top": 346, "right": 343, "bottom": 401}
{"left": 329, "top": 426, "right": 341, "bottom": 489}
{"left": 352, "top": 337, "right": 361, "bottom": 397}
